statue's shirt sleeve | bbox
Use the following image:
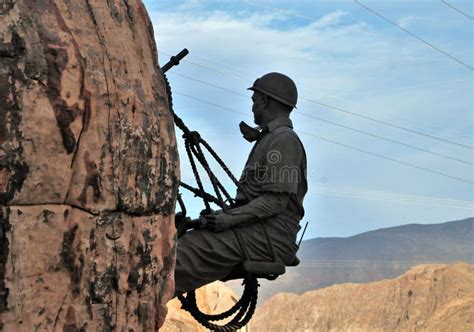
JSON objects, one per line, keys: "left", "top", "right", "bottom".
{"left": 228, "top": 192, "right": 289, "bottom": 219}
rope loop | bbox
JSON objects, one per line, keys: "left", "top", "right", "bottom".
{"left": 183, "top": 130, "right": 201, "bottom": 146}
{"left": 178, "top": 276, "right": 259, "bottom": 331}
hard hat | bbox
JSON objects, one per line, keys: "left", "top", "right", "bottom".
{"left": 248, "top": 72, "right": 298, "bottom": 108}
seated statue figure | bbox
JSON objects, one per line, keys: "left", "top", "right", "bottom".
{"left": 175, "top": 72, "right": 308, "bottom": 296}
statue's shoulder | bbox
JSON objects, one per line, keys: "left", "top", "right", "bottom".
{"left": 265, "top": 128, "right": 305, "bottom": 160}
{"left": 271, "top": 126, "right": 302, "bottom": 145}
{"left": 272, "top": 125, "right": 296, "bottom": 136}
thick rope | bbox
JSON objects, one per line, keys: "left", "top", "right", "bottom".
{"left": 179, "top": 181, "right": 221, "bottom": 206}
{"left": 178, "top": 276, "right": 259, "bottom": 331}
{"left": 185, "top": 140, "right": 211, "bottom": 212}
{"left": 188, "top": 141, "right": 228, "bottom": 209}
{"left": 192, "top": 149, "right": 233, "bottom": 208}
{"left": 200, "top": 139, "right": 250, "bottom": 203}
{"left": 163, "top": 72, "right": 248, "bottom": 208}
{"left": 163, "top": 56, "right": 259, "bottom": 330}
{"left": 181, "top": 278, "right": 248, "bottom": 321}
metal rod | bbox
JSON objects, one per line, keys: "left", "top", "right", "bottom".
{"left": 297, "top": 221, "right": 309, "bottom": 248}
{"left": 162, "top": 48, "right": 189, "bottom": 73}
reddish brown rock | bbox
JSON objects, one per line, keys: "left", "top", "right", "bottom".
{"left": 0, "top": 0, "right": 178, "bottom": 330}
{"left": 0, "top": 0, "right": 178, "bottom": 212}
{"left": 1, "top": 205, "right": 176, "bottom": 330}
{"left": 250, "top": 263, "right": 474, "bottom": 331}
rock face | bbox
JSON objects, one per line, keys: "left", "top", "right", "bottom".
{"left": 250, "top": 263, "right": 474, "bottom": 331}
{"left": 162, "top": 281, "right": 245, "bottom": 332}
{"left": 0, "top": 0, "right": 179, "bottom": 330}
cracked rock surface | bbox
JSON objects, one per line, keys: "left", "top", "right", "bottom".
{"left": 0, "top": 0, "right": 179, "bottom": 330}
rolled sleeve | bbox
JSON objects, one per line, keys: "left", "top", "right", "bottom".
{"left": 228, "top": 192, "right": 289, "bottom": 219}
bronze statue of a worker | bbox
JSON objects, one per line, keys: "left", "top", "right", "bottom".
{"left": 175, "top": 72, "right": 308, "bottom": 296}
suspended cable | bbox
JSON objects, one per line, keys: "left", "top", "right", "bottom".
{"left": 440, "top": 0, "right": 474, "bottom": 20}
{"left": 170, "top": 71, "right": 248, "bottom": 97}
{"left": 159, "top": 51, "right": 245, "bottom": 80}
{"left": 309, "top": 188, "right": 474, "bottom": 209}
{"left": 170, "top": 73, "right": 473, "bottom": 163}
{"left": 164, "top": 50, "right": 473, "bottom": 150}
{"left": 244, "top": 0, "right": 471, "bottom": 57}
{"left": 316, "top": 183, "right": 474, "bottom": 205}
{"left": 300, "top": 97, "right": 474, "bottom": 150}
{"left": 174, "top": 90, "right": 248, "bottom": 116}
{"left": 354, "top": 0, "right": 473, "bottom": 70}
{"left": 174, "top": 90, "right": 474, "bottom": 184}
{"left": 299, "top": 129, "right": 473, "bottom": 184}
{"left": 181, "top": 174, "right": 474, "bottom": 209}
{"left": 298, "top": 112, "right": 473, "bottom": 165}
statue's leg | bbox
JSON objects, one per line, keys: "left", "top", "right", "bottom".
{"left": 174, "top": 229, "right": 243, "bottom": 296}
{"left": 238, "top": 216, "right": 300, "bottom": 265}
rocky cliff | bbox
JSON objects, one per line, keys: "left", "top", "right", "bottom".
{"left": 250, "top": 263, "right": 474, "bottom": 331}
{"left": 0, "top": 0, "right": 179, "bottom": 330}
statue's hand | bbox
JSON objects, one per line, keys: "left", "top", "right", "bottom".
{"left": 204, "top": 213, "right": 236, "bottom": 232}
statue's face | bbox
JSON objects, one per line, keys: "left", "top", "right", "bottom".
{"left": 251, "top": 92, "right": 266, "bottom": 125}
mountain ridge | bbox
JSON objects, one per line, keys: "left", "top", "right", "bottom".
{"left": 303, "top": 217, "right": 473, "bottom": 241}
{"left": 298, "top": 217, "right": 473, "bottom": 261}
{"left": 250, "top": 263, "right": 474, "bottom": 332}
{"left": 227, "top": 217, "right": 473, "bottom": 303}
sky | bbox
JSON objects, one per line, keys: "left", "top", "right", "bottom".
{"left": 142, "top": 0, "right": 473, "bottom": 239}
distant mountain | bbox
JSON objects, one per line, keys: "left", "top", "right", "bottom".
{"left": 250, "top": 263, "right": 474, "bottom": 332}
{"left": 227, "top": 217, "right": 473, "bottom": 303}
{"left": 298, "top": 217, "right": 473, "bottom": 262}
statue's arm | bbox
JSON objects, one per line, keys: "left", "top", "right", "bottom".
{"left": 227, "top": 192, "right": 289, "bottom": 221}
{"left": 204, "top": 193, "right": 289, "bottom": 232}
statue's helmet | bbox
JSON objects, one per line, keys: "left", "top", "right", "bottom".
{"left": 247, "top": 72, "right": 298, "bottom": 109}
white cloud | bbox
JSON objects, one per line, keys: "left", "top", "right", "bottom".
{"left": 397, "top": 15, "right": 416, "bottom": 28}
{"left": 309, "top": 9, "right": 349, "bottom": 28}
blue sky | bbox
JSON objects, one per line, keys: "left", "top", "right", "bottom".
{"left": 143, "top": 0, "right": 473, "bottom": 239}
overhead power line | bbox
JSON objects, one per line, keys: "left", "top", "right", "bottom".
{"left": 174, "top": 90, "right": 473, "bottom": 184}
{"left": 159, "top": 51, "right": 244, "bottom": 80}
{"left": 309, "top": 185, "right": 474, "bottom": 209}
{"left": 170, "top": 72, "right": 473, "bottom": 164}
{"left": 298, "top": 112, "right": 472, "bottom": 165}
{"left": 174, "top": 91, "right": 248, "bottom": 117}
{"left": 161, "top": 50, "right": 473, "bottom": 150}
{"left": 441, "top": 0, "right": 474, "bottom": 20}
{"left": 354, "top": 0, "right": 473, "bottom": 70}
{"left": 170, "top": 71, "right": 248, "bottom": 98}
{"left": 180, "top": 175, "right": 474, "bottom": 209}
{"left": 299, "top": 129, "right": 473, "bottom": 184}
{"left": 316, "top": 183, "right": 473, "bottom": 204}
{"left": 245, "top": 1, "right": 471, "bottom": 58}
{"left": 300, "top": 97, "right": 474, "bottom": 151}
